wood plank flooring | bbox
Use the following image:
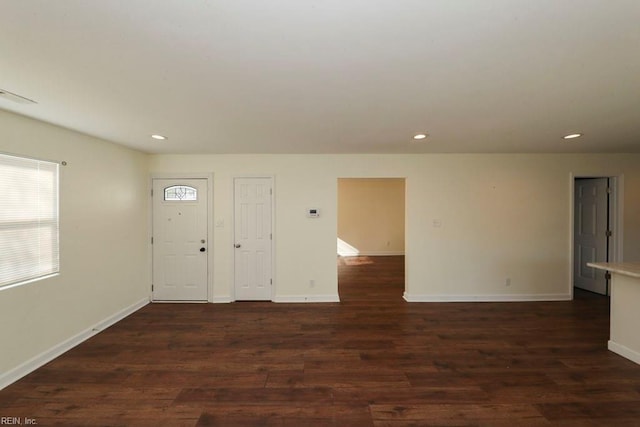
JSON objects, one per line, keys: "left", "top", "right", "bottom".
{"left": 2, "top": 256, "right": 640, "bottom": 426}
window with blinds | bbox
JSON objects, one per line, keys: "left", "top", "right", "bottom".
{"left": 0, "top": 153, "right": 60, "bottom": 288}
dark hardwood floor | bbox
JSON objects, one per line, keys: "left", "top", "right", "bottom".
{"left": 2, "top": 256, "right": 640, "bottom": 426}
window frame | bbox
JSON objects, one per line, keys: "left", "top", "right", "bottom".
{"left": 0, "top": 152, "right": 60, "bottom": 290}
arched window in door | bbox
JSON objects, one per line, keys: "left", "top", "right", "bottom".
{"left": 164, "top": 185, "right": 197, "bottom": 201}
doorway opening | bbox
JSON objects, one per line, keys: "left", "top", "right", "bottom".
{"left": 337, "top": 178, "right": 406, "bottom": 302}
{"left": 572, "top": 175, "right": 622, "bottom": 297}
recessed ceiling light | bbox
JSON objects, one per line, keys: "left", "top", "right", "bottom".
{"left": 413, "top": 133, "right": 428, "bottom": 140}
{"left": 563, "top": 133, "right": 583, "bottom": 140}
{"left": 151, "top": 134, "right": 167, "bottom": 140}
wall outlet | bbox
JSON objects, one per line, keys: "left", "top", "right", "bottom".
{"left": 309, "top": 279, "right": 315, "bottom": 288}
{"left": 505, "top": 278, "right": 511, "bottom": 287}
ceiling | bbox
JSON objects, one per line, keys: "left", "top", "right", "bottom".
{"left": 1, "top": 0, "right": 639, "bottom": 154}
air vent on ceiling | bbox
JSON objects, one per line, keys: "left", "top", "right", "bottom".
{"left": 0, "top": 88, "right": 37, "bottom": 105}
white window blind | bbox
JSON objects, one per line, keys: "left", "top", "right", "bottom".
{"left": 0, "top": 153, "right": 59, "bottom": 288}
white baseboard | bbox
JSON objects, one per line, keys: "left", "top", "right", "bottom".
{"left": 608, "top": 340, "right": 640, "bottom": 366}
{"left": 338, "top": 252, "right": 405, "bottom": 257}
{"left": 0, "top": 297, "right": 149, "bottom": 390}
{"left": 273, "top": 294, "right": 340, "bottom": 303}
{"left": 152, "top": 300, "right": 207, "bottom": 303}
{"left": 212, "top": 296, "right": 233, "bottom": 303}
{"left": 403, "top": 293, "right": 572, "bottom": 302}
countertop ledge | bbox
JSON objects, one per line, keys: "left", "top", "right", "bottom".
{"left": 587, "top": 262, "right": 640, "bottom": 279}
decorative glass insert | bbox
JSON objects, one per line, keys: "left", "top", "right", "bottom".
{"left": 164, "top": 185, "right": 197, "bottom": 201}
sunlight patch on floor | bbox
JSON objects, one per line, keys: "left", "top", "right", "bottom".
{"left": 338, "top": 255, "right": 375, "bottom": 266}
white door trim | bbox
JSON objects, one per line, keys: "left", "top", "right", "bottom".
{"left": 150, "top": 173, "right": 214, "bottom": 302}
{"left": 231, "top": 175, "right": 276, "bottom": 301}
{"left": 569, "top": 173, "right": 624, "bottom": 299}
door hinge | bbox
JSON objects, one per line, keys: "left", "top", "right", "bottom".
{"left": 605, "top": 271, "right": 612, "bottom": 280}
{"left": 151, "top": 284, "right": 154, "bottom": 291}
{"left": 151, "top": 237, "right": 154, "bottom": 244}
{"left": 270, "top": 233, "right": 272, "bottom": 240}
{"left": 151, "top": 189, "right": 153, "bottom": 197}
{"left": 606, "top": 230, "right": 612, "bottom": 237}
{"left": 270, "top": 188, "right": 273, "bottom": 195}
{"left": 270, "top": 278, "right": 272, "bottom": 285}
{"left": 607, "top": 187, "right": 612, "bottom": 194}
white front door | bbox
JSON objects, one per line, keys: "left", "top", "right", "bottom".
{"left": 574, "top": 178, "right": 608, "bottom": 295}
{"left": 152, "top": 179, "right": 208, "bottom": 301}
{"left": 234, "top": 177, "right": 273, "bottom": 301}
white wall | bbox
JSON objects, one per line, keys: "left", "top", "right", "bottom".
{"left": 0, "top": 110, "right": 149, "bottom": 383}
{"left": 149, "top": 153, "right": 640, "bottom": 303}
{"left": 2, "top": 115, "right": 639, "bottom": 385}
{"left": 338, "top": 178, "right": 405, "bottom": 255}
{"left": 609, "top": 273, "right": 640, "bottom": 365}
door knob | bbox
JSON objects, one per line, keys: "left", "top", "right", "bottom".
{"left": 200, "top": 247, "right": 206, "bottom": 252}
{"left": 234, "top": 244, "right": 241, "bottom": 248}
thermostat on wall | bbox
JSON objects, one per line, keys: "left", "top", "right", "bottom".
{"left": 307, "top": 208, "right": 320, "bottom": 218}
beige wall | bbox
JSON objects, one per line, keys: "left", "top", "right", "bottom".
{"left": 609, "top": 273, "right": 640, "bottom": 364}
{"left": 149, "top": 153, "right": 640, "bottom": 302}
{"left": 338, "top": 178, "right": 405, "bottom": 255}
{"left": 3, "top": 108, "right": 640, "bottom": 384}
{"left": 0, "top": 110, "right": 149, "bottom": 380}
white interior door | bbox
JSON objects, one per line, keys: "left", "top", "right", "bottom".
{"left": 152, "top": 179, "right": 208, "bottom": 301}
{"left": 574, "top": 178, "right": 608, "bottom": 295}
{"left": 234, "top": 177, "right": 273, "bottom": 301}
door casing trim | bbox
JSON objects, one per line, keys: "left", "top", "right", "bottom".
{"left": 150, "top": 173, "right": 214, "bottom": 302}
{"left": 569, "top": 173, "right": 624, "bottom": 299}
{"left": 231, "top": 175, "right": 276, "bottom": 302}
